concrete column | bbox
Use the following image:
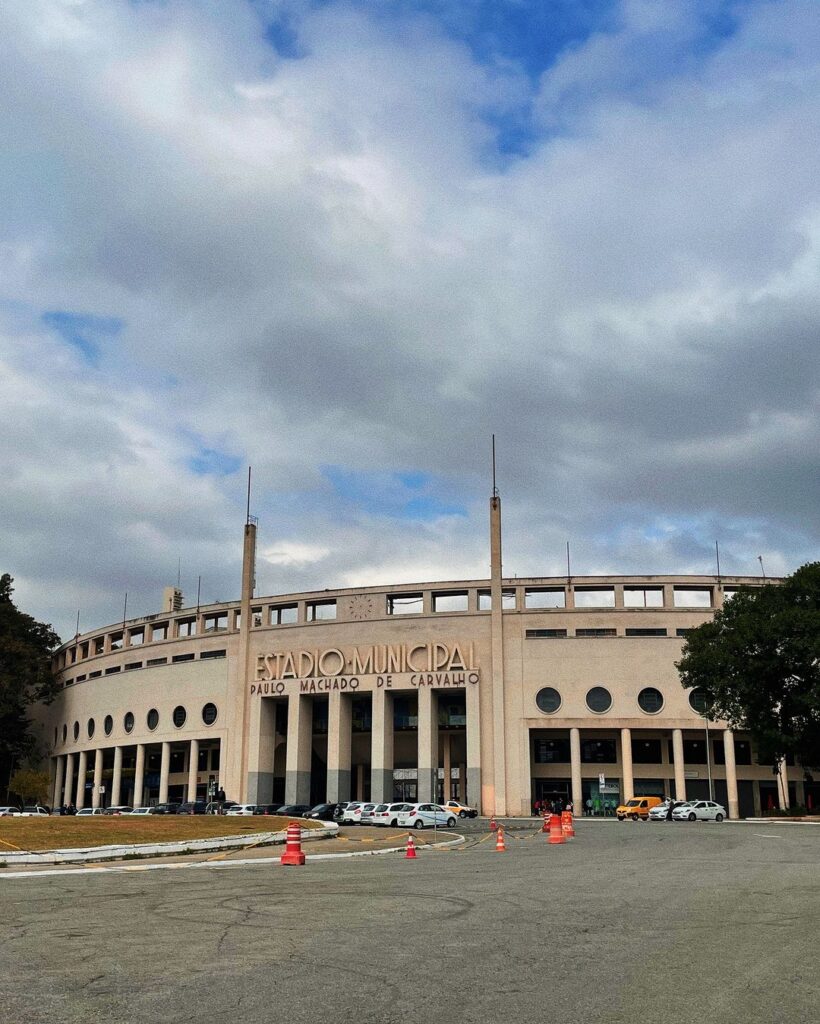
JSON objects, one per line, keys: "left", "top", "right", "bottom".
{"left": 133, "top": 744, "right": 145, "bottom": 807}
{"left": 672, "top": 729, "right": 686, "bottom": 801}
{"left": 111, "top": 746, "right": 123, "bottom": 807}
{"left": 417, "top": 686, "right": 438, "bottom": 802}
{"left": 621, "top": 728, "right": 634, "bottom": 801}
{"left": 246, "top": 696, "right": 276, "bottom": 804}
{"left": 443, "top": 733, "right": 452, "bottom": 802}
{"left": 63, "top": 752, "right": 75, "bottom": 807}
{"left": 92, "top": 749, "right": 104, "bottom": 808}
{"left": 75, "top": 750, "right": 88, "bottom": 808}
{"left": 723, "top": 729, "right": 739, "bottom": 819}
{"left": 328, "top": 691, "right": 352, "bottom": 802}
{"left": 777, "top": 758, "right": 790, "bottom": 810}
{"left": 465, "top": 679, "right": 481, "bottom": 811}
{"left": 370, "top": 687, "right": 394, "bottom": 803}
{"left": 187, "top": 739, "right": 199, "bottom": 802}
{"left": 356, "top": 763, "right": 365, "bottom": 801}
{"left": 284, "top": 694, "right": 313, "bottom": 804}
{"left": 489, "top": 495, "right": 507, "bottom": 815}
{"left": 53, "top": 756, "right": 65, "bottom": 809}
{"left": 570, "top": 728, "right": 582, "bottom": 815}
{"left": 159, "top": 742, "right": 171, "bottom": 804}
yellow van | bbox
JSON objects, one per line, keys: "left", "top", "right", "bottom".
{"left": 616, "top": 796, "right": 663, "bottom": 821}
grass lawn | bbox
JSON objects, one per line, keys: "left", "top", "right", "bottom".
{"left": 0, "top": 815, "right": 320, "bottom": 852}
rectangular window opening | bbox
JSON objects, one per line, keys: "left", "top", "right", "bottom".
{"left": 625, "top": 628, "right": 668, "bottom": 637}
{"left": 150, "top": 623, "right": 168, "bottom": 642}
{"left": 525, "top": 588, "right": 566, "bottom": 609}
{"left": 573, "top": 587, "right": 615, "bottom": 608}
{"left": 177, "top": 618, "right": 197, "bottom": 637}
{"left": 478, "top": 589, "right": 516, "bottom": 611}
{"left": 673, "top": 587, "right": 712, "bottom": 608}
{"left": 307, "top": 600, "right": 336, "bottom": 622}
{"left": 387, "top": 593, "right": 424, "bottom": 615}
{"left": 623, "top": 587, "right": 664, "bottom": 608}
{"left": 270, "top": 604, "right": 298, "bottom": 625}
{"left": 200, "top": 649, "right": 226, "bottom": 660}
{"left": 172, "top": 653, "right": 196, "bottom": 663}
{"left": 203, "top": 613, "right": 228, "bottom": 633}
{"left": 146, "top": 657, "right": 167, "bottom": 667}
{"left": 432, "top": 591, "right": 468, "bottom": 613}
{"left": 129, "top": 630, "right": 144, "bottom": 646}
{"left": 525, "top": 629, "right": 568, "bottom": 639}
{"left": 575, "top": 628, "right": 617, "bottom": 638}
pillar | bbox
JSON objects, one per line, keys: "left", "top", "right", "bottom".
{"left": 621, "top": 728, "right": 634, "bottom": 801}
{"left": 188, "top": 738, "right": 199, "bottom": 802}
{"left": 284, "top": 693, "right": 312, "bottom": 804}
{"left": 75, "top": 750, "right": 88, "bottom": 808}
{"left": 111, "top": 746, "right": 123, "bottom": 807}
{"left": 356, "top": 762, "right": 365, "bottom": 801}
{"left": 777, "top": 757, "right": 790, "bottom": 810}
{"left": 63, "top": 752, "right": 75, "bottom": 807}
{"left": 159, "top": 742, "right": 171, "bottom": 804}
{"left": 570, "top": 728, "right": 582, "bottom": 815}
{"left": 53, "top": 756, "right": 65, "bottom": 809}
{"left": 133, "top": 744, "right": 145, "bottom": 807}
{"left": 370, "top": 687, "right": 394, "bottom": 803}
{"left": 417, "top": 686, "right": 438, "bottom": 802}
{"left": 328, "top": 691, "right": 352, "bottom": 802}
{"left": 672, "top": 729, "right": 686, "bottom": 801}
{"left": 489, "top": 493, "right": 507, "bottom": 814}
{"left": 92, "top": 749, "right": 104, "bottom": 808}
{"left": 465, "top": 679, "right": 481, "bottom": 811}
{"left": 443, "top": 733, "right": 452, "bottom": 802}
{"left": 723, "top": 729, "right": 740, "bottom": 819}
{"left": 246, "top": 696, "right": 276, "bottom": 804}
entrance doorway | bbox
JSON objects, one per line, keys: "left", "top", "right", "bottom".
{"left": 533, "top": 778, "right": 570, "bottom": 814}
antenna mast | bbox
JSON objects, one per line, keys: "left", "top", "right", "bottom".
{"left": 491, "top": 435, "right": 498, "bottom": 498}
{"left": 246, "top": 466, "right": 252, "bottom": 524}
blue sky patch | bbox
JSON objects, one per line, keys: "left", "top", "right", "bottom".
{"left": 323, "top": 466, "right": 467, "bottom": 521}
{"left": 42, "top": 310, "right": 123, "bottom": 365}
{"left": 188, "top": 446, "right": 242, "bottom": 477}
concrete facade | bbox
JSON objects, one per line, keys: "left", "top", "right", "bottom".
{"left": 37, "top": 500, "right": 805, "bottom": 818}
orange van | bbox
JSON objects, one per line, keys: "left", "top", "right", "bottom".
{"left": 616, "top": 796, "right": 663, "bottom": 821}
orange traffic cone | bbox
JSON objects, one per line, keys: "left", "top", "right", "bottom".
{"left": 495, "top": 825, "right": 506, "bottom": 852}
{"left": 405, "top": 835, "right": 417, "bottom": 860}
{"left": 280, "top": 821, "right": 306, "bottom": 865}
{"left": 489, "top": 815, "right": 498, "bottom": 832}
{"left": 547, "top": 814, "right": 565, "bottom": 845}
{"left": 561, "top": 810, "right": 576, "bottom": 838}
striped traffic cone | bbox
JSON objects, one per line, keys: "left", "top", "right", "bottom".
{"left": 495, "top": 825, "right": 507, "bottom": 852}
{"left": 405, "top": 835, "right": 417, "bottom": 860}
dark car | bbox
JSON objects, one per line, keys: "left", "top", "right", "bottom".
{"left": 305, "top": 803, "right": 340, "bottom": 821}
{"left": 177, "top": 801, "right": 207, "bottom": 815}
{"left": 333, "top": 801, "right": 352, "bottom": 822}
{"left": 153, "top": 802, "right": 180, "bottom": 815}
{"left": 275, "top": 804, "right": 311, "bottom": 817}
{"left": 255, "top": 804, "right": 284, "bottom": 816}
{"left": 205, "top": 801, "right": 238, "bottom": 815}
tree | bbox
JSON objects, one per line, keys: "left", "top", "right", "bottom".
{"left": 0, "top": 574, "right": 61, "bottom": 797}
{"left": 677, "top": 563, "right": 820, "bottom": 769}
{"left": 8, "top": 767, "right": 51, "bottom": 805}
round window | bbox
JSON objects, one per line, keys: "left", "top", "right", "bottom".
{"left": 147, "top": 708, "right": 159, "bottom": 731}
{"left": 87, "top": 718, "right": 95, "bottom": 739}
{"left": 688, "top": 688, "right": 708, "bottom": 714}
{"left": 124, "top": 711, "right": 135, "bottom": 734}
{"left": 638, "top": 687, "right": 664, "bottom": 714}
{"left": 535, "top": 687, "right": 562, "bottom": 714}
{"left": 585, "top": 686, "right": 613, "bottom": 713}
{"left": 172, "top": 705, "right": 187, "bottom": 728}
{"left": 104, "top": 714, "right": 113, "bottom": 736}
{"left": 202, "top": 702, "right": 218, "bottom": 726}
{"left": 62, "top": 723, "right": 68, "bottom": 743}
{"left": 73, "top": 721, "right": 79, "bottom": 740}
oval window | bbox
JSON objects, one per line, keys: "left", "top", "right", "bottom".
{"left": 638, "top": 687, "right": 664, "bottom": 714}
{"left": 87, "top": 718, "right": 95, "bottom": 739}
{"left": 124, "top": 711, "right": 135, "bottom": 734}
{"left": 104, "top": 714, "right": 113, "bottom": 736}
{"left": 688, "top": 688, "right": 708, "bottom": 714}
{"left": 535, "top": 687, "right": 562, "bottom": 714}
{"left": 202, "top": 702, "right": 218, "bottom": 726}
{"left": 147, "top": 708, "right": 159, "bottom": 731}
{"left": 73, "top": 721, "right": 80, "bottom": 740}
{"left": 173, "top": 705, "right": 187, "bottom": 728}
{"left": 62, "top": 724, "right": 68, "bottom": 743}
{"left": 585, "top": 686, "right": 613, "bottom": 714}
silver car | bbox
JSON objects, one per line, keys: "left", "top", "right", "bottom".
{"left": 672, "top": 799, "right": 726, "bottom": 822}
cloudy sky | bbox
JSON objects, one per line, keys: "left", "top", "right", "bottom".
{"left": 1, "top": 0, "right": 819, "bottom": 640}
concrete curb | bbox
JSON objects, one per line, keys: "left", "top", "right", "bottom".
{"left": 0, "top": 821, "right": 338, "bottom": 866}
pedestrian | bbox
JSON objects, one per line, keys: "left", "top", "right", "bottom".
{"left": 666, "top": 798, "right": 675, "bottom": 822}
{"left": 565, "top": 799, "right": 573, "bottom": 813}
{"left": 534, "top": 799, "right": 541, "bottom": 816}
{"left": 585, "top": 797, "right": 593, "bottom": 817}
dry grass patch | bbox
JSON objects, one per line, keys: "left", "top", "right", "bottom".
{"left": 0, "top": 815, "right": 321, "bottom": 852}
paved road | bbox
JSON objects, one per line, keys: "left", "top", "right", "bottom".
{"left": 1, "top": 822, "right": 817, "bottom": 1024}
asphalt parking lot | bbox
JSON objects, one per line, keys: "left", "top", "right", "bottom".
{"left": 1, "top": 821, "right": 817, "bottom": 1024}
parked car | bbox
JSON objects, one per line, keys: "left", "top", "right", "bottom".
{"left": 396, "top": 804, "right": 458, "bottom": 830}
{"left": 0, "top": 806, "right": 21, "bottom": 816}
{"left": 178, "top": 801, "right": 207, "bottom": 815}
{"left": 672, "top": 800, "right": 727, "bottom": 822}
{"left": 333, "top": 802, "right": 353, "bottom": 822}
{"left": 616, "top": 796, "right": 664, "bottom": 821}
{"left": 153, "top": 803, "right": 180, "bottom": 815}
{"left": 18, "top": 805, "right": 51, "bottom": 817}
{"left": 443, "top": 800, "right": 477, "bottom": 819}
{"left": 255, "top": 804, "right": 284, "bottom": 816}
{"left": 226, "top": 804, "right": 258, "bottom": 816}
{"left": 371, "top": 802, "right": 412, "bottom": 827}
{"left": 340, "top": 801, "right": 367, "bottom": 825}
{"left": 648, "top": 800, "right": 687, "bottom": 821}
{"left": 76, "top": 807, "right": 106, "bottom": 816}
{"left": 128, "top": 806, "right": 159, "bottom": 815}
{"left": 205, "top": 801, "right": 238, "bottom": 815}
{"left": 104, "top": 805, "right": 134, "bottom": 816}
{"left": 305, "top": 803, "right": 340, "bottom": 821}
{"left": 359, "top": 802, "right": 378, "bottom": 825}
{"left": 275, "top": 805, "right": 311, "bottom": 817}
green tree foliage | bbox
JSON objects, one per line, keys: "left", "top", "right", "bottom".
{"left": 677, "top": 563, "right": 820, "bottom": 768}
{"left": 9, "top": 767, "right": 51, "bottom": 805}
{"left": 0, "top": 574, "right": 61, "bottom": 794}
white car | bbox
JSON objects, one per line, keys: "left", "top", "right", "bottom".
{"left": 396, "top": 803, "right": 458, "bottom": 830}
{"left": 129, "top": 806, "right": 159, "bottom": 815}
{"left": 648, "top": 800, "right": 687, "bottom": 821}
{"left": 371, "top": 802, "right": 412, "bottom": 827}
{"left": 76, "top": 807, "right": 106, "bottom": 816}
{"left": 226, "top": 804, "right": 258, "bottom": 816}
{"left": 341, "top": 801, "right": 367, "bottom": 825}
{"left": 0, "top": 806, "right": 20, "bottom": 817}
{"left": 18, "top": 805, "right": 50, "bottom": 817}
{"left": 672, "top": 800, "right": 726, "bottom": 822}
{"left": 358, "top": 802, "right": 378, "bottom": 825}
